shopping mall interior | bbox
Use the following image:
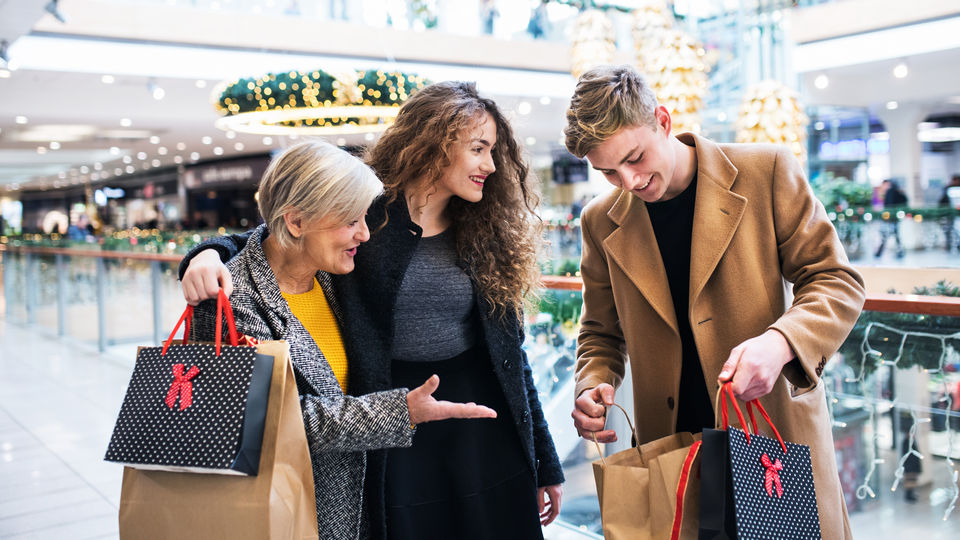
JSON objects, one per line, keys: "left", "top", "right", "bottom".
{"left": 2, "top": 0, "right": 960, "bottom": 538}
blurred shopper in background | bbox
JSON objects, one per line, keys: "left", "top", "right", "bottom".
{"left": 188, "top": 140, "right": 497, "bottom": 539}
{"left": 180, "top": 82, "right": 564, "bottom": 539}
{"left": 875, "top": 178, "right": 908, "bottom": 258}
{"left": 939, "top": 174, "right": 960, "bottom": 252}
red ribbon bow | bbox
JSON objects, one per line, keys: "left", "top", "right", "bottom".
{"left": 165, "top": 364, "right": 200, "bottom": 410}
{"left": 761, "top": 453, "right": 784, "bottom": 498}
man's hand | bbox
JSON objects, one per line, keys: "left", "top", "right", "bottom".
{"left": 572, "top": 383, "right": 617, "bottom": 443}
{"left": 718, "top": 329, "right": 795, "bottom": 402}
{"left": 181, "top": 249, "right": 232, "bottom": 306}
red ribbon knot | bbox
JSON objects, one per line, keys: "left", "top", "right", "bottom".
{"left": 761, "top": 453, "right": 784, "bottom": 498}
{"left": 165, "top": 364, "right": 200, "bottom": 410}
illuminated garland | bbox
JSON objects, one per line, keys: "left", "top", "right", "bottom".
{"left": 214, "top": 68, "right": 430, "bottom": 134}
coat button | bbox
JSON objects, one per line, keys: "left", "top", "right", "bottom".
{"left": 667, "top": 397, "right": 675, "bottom": 410}
{"left": 521, "top": 411, "right": 529, "bottom": 423}
{"left": 503, "top": 359, "right": 510, "bottom": 368}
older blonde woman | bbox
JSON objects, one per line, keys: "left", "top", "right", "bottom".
{"left": 189, "top": 140, "right": 495, "bottom": 540}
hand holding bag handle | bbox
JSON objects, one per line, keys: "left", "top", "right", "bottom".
{"left": 161, "top": 288, "right": 239, "bottom": 356}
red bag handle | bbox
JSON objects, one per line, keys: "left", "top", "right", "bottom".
{"left": 720, "top": 382, "right": 787, "bottom": 454}
{"left": 161, "top": 288, "right": 239, "bottom": 356}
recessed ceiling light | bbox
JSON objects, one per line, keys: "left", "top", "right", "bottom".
{"left": 15, "top": 116, "right": 28, "bottom": 124}
{"left": 36, "top": 146, "right": 47, "bottom": 154}
{"left": 110, "top": 146, "right": 120, "bottom": 155}
{"left": 137, "top": 151, "right": 147, "bottom": 160}
{"left": 151, "top": 159, "right": 161, "bottom": 167}
{"left": 893, "top": 62, "right": 908, "bottom": 79}
{"left": 336, "top": 138, "right": 346, "bottom": 146}
{"left": 814, "top": 74, "right": 828, "bottom": 89}
{"left": 120, "top": 118, "right": 132, "bottom": 127}
{"left": 101, "top": 74, "right": 115, "bottom": 84}
{"left": 262, "top": 137, "right": 273, "bottom": 145}
{"left": 886, "top": 101, "right": 898, "bottom": 110}
{"left": 234, "top": 142, "right": 244, "bottom": 151}
{"left": 213, "top": 146, "right": 224, "bottom": 155}
{"left": 125, "top": 165, "right": 135, "bottom": 173}
{"left": 122, "top": 155, "right": 132, "bottom": 164}
{"left": 517, "top": 102, "right": 532, "bottom": 115}
{"left": 49, "top": 141, "right": 61, "bottom": 150}
{"left": 201, "top": 136, "right": 212, "bottom": 144}
{"left": 195, "top": 80, "right": 207, "bottom": 88}
{"left": 158, "top": 147, "right": 168, "bottom": 155}
{"left": 174, "top": 155, "right": 183, "bottom": 164}
{"left": 80, "top": 166, "right": 89, "bottom": 173}
{"left": 149, "top": 135, "right": 160, "bottom": 144}
{"left": 190, "top": 152, "right": 200, "bottom": 160}
{"left": 225, "top": 131, "right": 236, "bottom": 139}
{"left": 525, "top": 136, "right": 536, "bottom": 145}
{"left": 539, "top": 96, "right": 551, "bottom": 106}
{"left": 364, "top": 133, "right": 374, "bottom": 141}
{"left": 94, "top": 162, "right": 102, "bottom": 170}
{"left": 176, "top": 142, "right": 186, "bottom": 151}
{"left": 0, "top": 70, "right": 11, "bottom": 79}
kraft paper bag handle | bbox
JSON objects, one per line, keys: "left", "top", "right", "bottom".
{"left": 161, "top": 288, "right": 240, "bottom": 356}
{"left": 592, "top": 402, "right": 641, "bottom": 466}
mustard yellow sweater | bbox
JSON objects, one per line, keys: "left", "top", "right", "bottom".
{"left": 281, "top": 278, "right": 348, "bottom": 392}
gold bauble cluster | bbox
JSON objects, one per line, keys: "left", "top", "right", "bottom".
{"left": 570, "top": 10, "right": 617, "bottom": 80}
{"left": 735, "top": 80, "right": 810, "bottom": 163}
{"left": 632, "top": 2, "right": 709, "bottom": 134}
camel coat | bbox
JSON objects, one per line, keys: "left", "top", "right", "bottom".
{"left": 576, "top": 133, "right": 864, "bottom": 539}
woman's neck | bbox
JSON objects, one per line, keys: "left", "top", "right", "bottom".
{"left": 262, "top": 236, "right": 316, "bottom": 294}
{"left": 405, "top": 184, "right": 452, "bottom": 236}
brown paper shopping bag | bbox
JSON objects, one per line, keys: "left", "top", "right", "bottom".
{"left": 592, "top": 404, "right": 702, "bottom": 540}
{"left": 118, "top": 340, "right": 318, "bottom": 539}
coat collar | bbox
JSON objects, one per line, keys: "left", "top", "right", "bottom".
{"left": 601, "top": 133, "right": 745, "bottom": 332}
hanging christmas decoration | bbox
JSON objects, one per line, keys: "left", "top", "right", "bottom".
{"left": 570, "top": 9, "right": 617, "bottom": 80}
{"left": 632, "top": 2, "right": 709, "bottom": 135}
{"left": 735, "top": 80, "right": 809, "bottom": 163}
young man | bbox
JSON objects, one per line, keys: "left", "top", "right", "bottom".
{"left": 566, "top": 65, "right": 863, "bottom": 538}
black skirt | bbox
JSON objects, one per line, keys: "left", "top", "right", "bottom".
{"left": 385, "top": 347, "right": 543, "bottom": 540}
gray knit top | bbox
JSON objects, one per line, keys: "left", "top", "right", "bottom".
{"left": 390, "top": 228, "right": 477, "bottom": 361}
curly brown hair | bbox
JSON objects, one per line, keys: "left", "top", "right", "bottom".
{"left": 365, "top": 81, "right": 542, "bottom": 320}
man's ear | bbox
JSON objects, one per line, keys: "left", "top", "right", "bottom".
{"left": 282, "top": 210, "right": 304, "bottom": 239}
{"left": 655, "top": 105, "right": 672, "bottom": 137}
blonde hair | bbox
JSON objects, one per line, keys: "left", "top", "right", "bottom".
{"left": 564, "top": 65, "right": 659, "bottom": 158}
{"left": 257, "top": 139, "right": 382, "bottom": 248}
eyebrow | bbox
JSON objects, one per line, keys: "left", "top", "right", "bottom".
{"left": 591, "top": 145, "right": 639, "bottom": 171}
{"left": 472, "top": 138, "right": 494, "bottom": 147}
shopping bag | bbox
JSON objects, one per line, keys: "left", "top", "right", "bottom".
{"left": 111, "top": 292, "right": 318, "bottom": 539}
{"left": 699, "top": 383, "right": 821, "bottom": 540}
{"left": 592, "top": 403, "right": 702, "bottom": 540}
{"left": 106, "top": 291, "right": 271, "bottom": 475}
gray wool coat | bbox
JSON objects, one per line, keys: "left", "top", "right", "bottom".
{"left": 191, "top": 224, "right": 415, "bottom": 540}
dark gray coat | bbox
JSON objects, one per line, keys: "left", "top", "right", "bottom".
{"left": 190, "top": 224, "right": 414, "bottom": 540}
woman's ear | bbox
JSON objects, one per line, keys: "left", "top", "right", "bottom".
{"left": 282, "top": 210, "right": 304, "bottom": 239}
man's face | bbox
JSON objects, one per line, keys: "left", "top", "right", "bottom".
{"left": 584, "top": 106, "right": 680, "bottom": 203}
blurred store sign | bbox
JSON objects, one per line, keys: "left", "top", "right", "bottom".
{"left": 182, "top": 156, "right": 269, "bottom": 190}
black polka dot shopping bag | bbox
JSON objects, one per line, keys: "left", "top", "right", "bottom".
{"left": 104, "top": 290, "right": 318, "bottom": 539}
{"left": 699, "top": 383, "right": 822, "bottom": 539}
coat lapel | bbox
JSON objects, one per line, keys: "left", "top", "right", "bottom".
{"left": 683, "top": 134, "right": 747, "bottom": 306}
{"left": 603, "top": 190, "right": 678, "bottom": 334}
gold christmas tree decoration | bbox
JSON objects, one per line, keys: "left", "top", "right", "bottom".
{"left": 570, "top": 10, "right": 617, "bottom": 80}
{"left": 632, "top": 3, "right": 709, "bottom": 134}
{"left": 735, "top": 80, "right": 810, "bottom": 163}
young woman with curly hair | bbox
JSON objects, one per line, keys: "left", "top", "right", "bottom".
{"left": 179, "top": 81, "right": 564, "bottom": 539}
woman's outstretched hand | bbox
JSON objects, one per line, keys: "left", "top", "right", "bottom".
{"left": 182, "top": 249, "right": 233, "bottom": 305}
{"left": 538, "top": 484, "right": 563, "bottom": 526}
{"left": 406, "top": 375, "right": 497, "bottom": 425}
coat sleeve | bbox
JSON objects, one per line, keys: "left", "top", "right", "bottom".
{"left": 766, "top": 147, "right": 866, "bottom": 387}
{"left": 518, "top": 324, "right": 565, "bottom": 487}
{"left": 574, "top": 203, "right": 629, "bottom": 399}
{"left": 177, "top": 230, "right": 254, "bottom": 280}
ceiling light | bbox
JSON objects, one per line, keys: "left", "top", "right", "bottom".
{"left": 364, "top": 133, "right": 374, "bottom": 141}
{"left": 158, "top": 146, "right": 168, "bottom": 155}
{"left": 176, "top": 142, "right": 186, "bottom": 151}
{"left": 190, "top": 152, "right": 200, "bottom": 160}
{"left": 213, "top": 146, "right": 223, "bottom": 155}
{"left": 525, "top": 136, "right": 536, "bottom": 145}
{"left": 114, "top": 167, "right": 123, "bottom": 175}
{"left": 893, "top": 62, "right": 908, "bottom": 78}
{"left": 174, "top": 155, "right": 183, "bottom": 164}
{"left": 539, "top": 96, "right": 551, "bottom": 106}
{"left": 136, "top": 151, "right": 147, "bottom": 160}
{"left": 336, "top": 138, "right": 346, "bottom": 146}
{"left": 151, "top": 85, "right": 165, "bottom": 100}
{"left": 149, "top": 135, "right": 160, "bottom": 144}
{"left": 101, "top": 74, "right": 115, "bottom": 84}
{"left": 814, "top": 74, "right": 829, "bottom": 89}
{"left": 0, "top": 69, "right": 10, "bottom": 79}
{"left": 262, "top": 137, "right": 272, "bottom": 145}
{"left": 814, "top": 121, "right": 825, "bottom": 130}
{"left": 15, "top": 116, "right": 28, "bottom": 124}
{"left": 886, "top": 101, "right": 898, "bottom": 110}
{"left": 201, "top": 136, "right": 212, "bottom": 144}
{"left": 110, "top": 146, "right": 120, "bottom": 155}
{"left": 58, "top": 171, "right": 66, "bottom": 179}
{"left": 517, "top": 101, "right": 532, "bottom": 115}
{"left": 234, "top": 142, "right": 244, "bottom": 151}
{"left": 49, "top": 141, "right": 61, "bottom": 150}
{"left": 94, "top": 162, "right": 102, "bottom": 170}
{"left": 36, "top": 146, "right": 47, "bottom": 154}
{"left": 151, "top": 159, "right": 161, "bottom": 167}
{"left": 122, "top": 155, "right": 132, "bottom": 164}
{"left": 125, "top": 165, "right": 135, "bottom": 173}
{"left": 225, "top": 131, "right": 236, "bottom": 139}
{"left": 80, "top": 165, "right": 89, "bottom": 173}
{"left": 195, "top": 80, "right": 207, "bottom": 88}
{"left": 120, "top": 118, "right": 132, "bottom": 127}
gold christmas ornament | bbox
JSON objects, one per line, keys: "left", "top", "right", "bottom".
{"left": 632, "top": 5, "right": 709, "bottom": 135}
{"left": 735, "top": 80, "right": 809, "bottom": 163}
{"left": 570, "top": 10, "right": 617, "bottom": 80}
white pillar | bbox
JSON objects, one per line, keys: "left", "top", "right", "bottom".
{"left": 876, "top": 105, "right": 928, "bottom": 206}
